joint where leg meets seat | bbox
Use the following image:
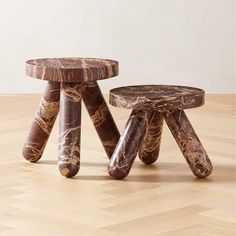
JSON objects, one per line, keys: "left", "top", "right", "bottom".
{"left": 23, "top": 57, "right": 120, "bottom": 178}
{"left": 108, "top": 85, "right": 213, "bottom": 179}
{"left": 23, "top": 58, "right": 213, "bottom": 180}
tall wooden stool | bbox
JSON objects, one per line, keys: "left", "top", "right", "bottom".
{"left": 23, "top": 58, "right": 120, "bottom": 177}
{"left": 108, "top": 85, "right": 213, "bottom": 179}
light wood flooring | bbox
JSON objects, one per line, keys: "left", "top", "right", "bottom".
{"left": 0, "top": 94, "right": 235, "bottom": 236}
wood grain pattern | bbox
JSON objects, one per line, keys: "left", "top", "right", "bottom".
{"left": 0, "top": 94, "right": 235, "bottom": 235}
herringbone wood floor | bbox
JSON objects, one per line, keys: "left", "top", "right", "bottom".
{"left": 0, "top": 94, "right": 235, "bottom": 236}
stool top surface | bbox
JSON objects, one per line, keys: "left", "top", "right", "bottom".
{"left": 26, "top": 57, "right": 119, "bottom": 82}
{"left": 110, "top": 85, "right": 205, "bottom": 111}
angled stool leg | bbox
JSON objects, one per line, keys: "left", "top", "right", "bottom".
{"left": 22, "top": 81, "right": 60, "bottom": 162}
{"left": 164, "top": 110, "right": 213, "bottom": 178}
{"left": 108, "top": 110, "right": 154, "bottom": 179}
{"left": 139, "top": 111, "right": 164, "bottom": 164}
{"left": 59, "top": 82, "right": 81, "bottom": 178}
{"left": 80, "top": 81, "right": 120, "bottom": 159}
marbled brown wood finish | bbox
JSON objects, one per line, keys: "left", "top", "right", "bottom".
{"left": 110, "top": 85, "right": 204, "bottom": 111}
{"left": 23, "top": 57, "right": 120, "bottom": 177}
{"left": 79, "top": 81, "right": 120, "bottom": 158}
{"left": 58, "top": 83, "right": 81, "bottom": 178}
{"left": 109, "top": 85, "right": 213, "bottom": 179}
{"left": 139, "top": 111, "right": 164, "bottom": 165}
{"left": 22, "top": 81, "right": 60, "bottom": 162}
{"left": 108, "top": 110, "right": 154, "bottom": 179}
{"left": 164, "top": 110, "right": 213, "bottom": 178}
{"left": 26, "top": 58, "right": 119, "bottom": 82}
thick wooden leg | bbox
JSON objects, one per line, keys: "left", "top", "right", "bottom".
{"left": 80, "top": 81, "right": 120, "bottom": 159}
{"left": 58, "top": 82, "right": 81, "bottom": 178}
{"left": 108, "top": 110, "right": 154, "bottom": 179}
{"left": 139, "top": 111, "right": 164, "bottom": 164}
{"left": 164, "top": 110, "right": 213, "bottom": 178}
{"left": 22, "top": 81, "right": 60, "bottom": 162}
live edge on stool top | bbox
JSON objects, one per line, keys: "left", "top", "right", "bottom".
{"left": 110, "top": 85, "right": 205, "bottom": 111}
{"left": 26, "top": 57, "right": 119, "bottom": 82}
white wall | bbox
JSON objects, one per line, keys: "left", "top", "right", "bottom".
{"left": 0, "top": 0, "right": 235, "bottom": 94}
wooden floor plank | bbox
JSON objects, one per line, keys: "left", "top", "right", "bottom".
{"left": 0, "top": 94, "right": 235, "bottom": 235}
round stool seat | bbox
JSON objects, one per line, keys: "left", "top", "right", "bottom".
{"left": 110, "top": 85, "right": 205, "bottom": 111}
{"left": 26, "top": 57, "right": 119, "bottom": 82}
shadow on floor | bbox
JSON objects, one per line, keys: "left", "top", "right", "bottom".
{"left": 74, "top": 163, "right": 236, "bottom": 183}
{"left": 32, "top": 160, "right": 236, "bottom": 184}
{"left": 37, "top": 160, "right": 107, "bottom": 167}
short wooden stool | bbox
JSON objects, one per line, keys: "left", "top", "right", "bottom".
{"left": 23, "top": 57, "right": 120, "bottom": 177}
{"left": 108, "top": 85, "right": 213, "bottom": 179}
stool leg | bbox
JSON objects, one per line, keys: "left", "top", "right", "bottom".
{"left": 139, "top": 111, "right": 164, "bottom": 164}
{"left": 80, "top": 81, "right": 120, "bottom": 158}
{"left": 58, "top": 82, "right": 81, "bottom": 178}
{"left": 22, "top": 81, "right": 60, "bottom": 162}
{"left": 164, "top": 110, "right": 213, "bottom": 178}
{"left": 108, "top": 110, "right": 154, "bottom": 179}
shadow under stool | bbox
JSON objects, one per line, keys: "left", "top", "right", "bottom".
{"left": 22, "top": 57, "right": 120, "bottom": 177}
{"left": 108, "top": 85, "right": 213, "bottom": 179}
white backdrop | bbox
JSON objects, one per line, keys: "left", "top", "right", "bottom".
{"left": 0, "top": 0, "right": 235, "bottom": 93}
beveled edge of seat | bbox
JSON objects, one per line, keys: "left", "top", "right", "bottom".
{"left": 109, "top": 85, "right": 205, "bottom": 111}
{"left": 25, "top": 57, "right": 119, "bottom": 82}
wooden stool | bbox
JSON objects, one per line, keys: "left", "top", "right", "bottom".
{"left": 23, "top": 57, "right": 120, "bottom": 177}
{"left": 108, "top": 85, "right": 213, "bottom": 179}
